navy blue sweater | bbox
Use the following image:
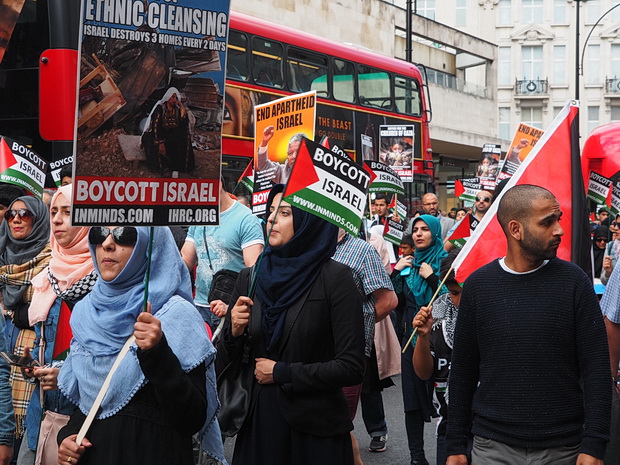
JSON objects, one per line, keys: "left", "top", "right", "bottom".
{"left": 446, "top": 258, "right": 611, "bottom": 459}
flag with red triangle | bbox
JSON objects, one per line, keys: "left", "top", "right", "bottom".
{"left": 0, "top": 135, "right": 47, "bottom": 198}
{"left": 453, "top": 101, "right": 590, "bottom": 282}
{"left": 283, "top": 137, "right": 371, "bottom": 235}
{"left": 237, "top": 159, "right": 254, "bottom": 193}
{"left": 447, "top": 214, "right": 473, "bottom": 248}
{"left": 383, "top": 217, "right": 404, "bottom": 245}
{"left": 455, "top": 177, "right": 481, "bottom": 203}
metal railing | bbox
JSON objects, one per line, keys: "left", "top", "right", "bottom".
{"left": 605, "top": 77, "right": 620, "bottom": 94}
{"left": 514, "top": 79, "right": 549, "bottom": 96}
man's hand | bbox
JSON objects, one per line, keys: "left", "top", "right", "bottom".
{"left": 209, "top": 299, "right": 228, "bottom": 317}
{"left": 446, "top": 455, "right": 468, "bottom": 465}
{"left": 576, "top": 453, "right": 603, "bottom": 465}
{"left": 392, "top": 211, "right": 401, "bottom": 223}
{"left": 261, "top": 125, "right": 275, "bottom": 147}
{"left": 0, "top": 444, "right": 12, "bottom": 465}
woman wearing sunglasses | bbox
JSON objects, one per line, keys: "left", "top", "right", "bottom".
{"left": 217, "top": 184, "right": 365, "bottom": 465}
{"left": 17, "top": 185, "right": 97, "bottom": 465}
{"left": 0, "top": 196, "right": 51, "bottom": 453}
{"left": 56, "top": 227, "right": 225, "bottom": 465}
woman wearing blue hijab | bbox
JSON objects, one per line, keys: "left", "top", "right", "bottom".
{"left": 394, "top": 214, "right": 447, "bottom": 465}
{"left": 217, "top": 185, "right": 365, "bottom": 465}
{"left": 56, "top": 227, "right": 225, "bottom": 465}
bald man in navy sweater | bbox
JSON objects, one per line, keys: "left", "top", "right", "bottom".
{"left": 446, "top": 185, "right": 611, "bottom": 465}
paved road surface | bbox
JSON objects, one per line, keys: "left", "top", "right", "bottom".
{"left": 222, "top": 375, "right": 439, "bottom": 465}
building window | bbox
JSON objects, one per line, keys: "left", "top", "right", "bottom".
{"left": 498, "top": 47, "right": 512, "bottom": 86}
{"left": 416, "top": 0, "right": 436, "bottom": 20}
{"left": 587, "top": 106, "right": 599, "bottom": 135}
{"left": 553, "top": 106, "right": 564, "bottom": 118}
{"left": 611, "top": 106, "right": 620, "bottom": 122}
{"left": 612, "top": 44, "right": 620, "bottom": 79}
{"left": 586, "top": 0, "right": 600, "bottom": 24}
{"left": 522, "top": 0, "right": 543, "bottom": 24}
{"left": 455, "top": 0, "right": 466, "bottom": 26}
{"left": 521, "top": 107, "right": 543, "bottom": 129}
{"left": 499, "top": 107, "right": 511, "bottom": 140}
{"left": 521, "top": 45, "right": 543, "bottom": 80}
{"left": 553, "top": 0, "right": 566, "bottom": 23}
{"left": 497, "top": 0, "right": 511, "bottom": 25}
{"left": 586, "top": 44, "right": 600, "bottom": 85}
{"left": 553, "top": 45, "right": 566, "bottom": 85}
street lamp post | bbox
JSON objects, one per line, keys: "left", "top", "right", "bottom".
{"left": 575, "top": 0, "right": 582, "bottom": 102}
{"left": 406, "top": 0, "right": 412, "bottom": 63}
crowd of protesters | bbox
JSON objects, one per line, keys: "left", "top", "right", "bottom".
{"left": 0, "top": 178, "right": 616, "bottom": 465}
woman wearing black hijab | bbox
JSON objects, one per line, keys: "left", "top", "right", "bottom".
{"left": 593, "top": 225, "right": 609, "bottom": 278}
{"left": 217, "top": 184, "right": 365, "bottom": 465}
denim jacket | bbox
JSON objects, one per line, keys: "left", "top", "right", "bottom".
{"left": 0, "top": 315, "right": 15, "bottom": 446}
{"left": 25, "top": 298, "right": 74, "bottom": 451}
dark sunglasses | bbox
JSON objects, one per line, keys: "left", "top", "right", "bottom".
{"left": 595, "top": 237, "right": 608, "bottom": 243}
{"left": 475, "top": 196, "right": 491, "bottom": 202}
{"left": 4, "top": 209, "right": 34, "bottom": 221}
{"left": 88, "top": 226, "right": 138, "bottom": 246}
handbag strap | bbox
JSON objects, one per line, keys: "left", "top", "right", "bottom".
{"left": 202, "top": 228, "right": 214, "bottom": 272}
{"left": 75, "top": 335, "right": 135, "bottom": 446}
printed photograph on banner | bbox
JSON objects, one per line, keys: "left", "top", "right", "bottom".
{"left": 253, "top": 91, "right": 316, "bottom": 215}
{"left": 0, "top": 135, "right": 48, "bottom": 198}
{"left": 72, "top": 0, "right": 230, "bottom": 226}
{"left": 587, "top": 171, "right": 613, "bottom": 205}
{"left": 361, "top": 134, "right": 374, "bottom": 161}
{"left": 477, "top": 144, "right": 501, "bottom": 190}
{"left": 283, "top": 137, "right": 370, "bottom": 236}
{"left": 497, "top": 123, "right": 544, "bottom": 182}
{"left": 379, "top": 125, "right": 414, "bottom": 182}
{"left": 364, "top": 161, "right": 405, "bottom": 195}
{"left": 0, "top": 0, "right": 26, "bottom": 63}
{"left": 383, "top": 218, "right": 404, "bottom": 246}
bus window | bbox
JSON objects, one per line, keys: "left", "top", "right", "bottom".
{"left": 227, "top": 31, "right": 249, "bottom": 81}
{"left": 333, "top": 59, "right": 355, "bottom": 103}
{"left": 395, "top": 75, "right": 422, "bottom": 116}
{"left": 252, "top": 38, "right": 284, "bottom": 88}
{"left": 358, "top": 65, "right": 392, "bottom": 110}
{"left": 286, "top": 47, "right": 328, "bottom": 95}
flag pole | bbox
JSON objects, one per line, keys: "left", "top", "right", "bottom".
{"left": 401, "top": 266, "right": 454, "bottom": 353}
{"left": 142, "top": 226, "right": 155, "bottom": 312}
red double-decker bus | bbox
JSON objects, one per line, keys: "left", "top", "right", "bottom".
{"left": 1, "top": 2, "right": 434, "bottom": 211}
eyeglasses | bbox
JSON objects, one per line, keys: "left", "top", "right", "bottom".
{"left": 5, "top": 209, "right": 34, "bottom": 222}
{"left": 88, "top": 226, "right": 138, "bottom": 246}
{"left": 476, "top": 196, "right": 491, "bottom": 202}
{"left": 595, "top": 237, "right": 608, "bottom": 243}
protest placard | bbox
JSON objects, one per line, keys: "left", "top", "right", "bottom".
{"left": 283, "top": 137, "right": 370, "bottom": 236}
{"left": 0, "top": 0, "right": 26, "bottom": 63}
{"left": 587, "top": 171, "right": 612, "bottom": 205}
{"left": 497, "top": 123, "right": 544, "bottom": 182}
{"left": 379, "top": 125, "right": 414, "bottom": 182}
{"left": 383, "top": 218, "right": 404, "bottom": 246}
{"left": 0, "top": 135, "right": 48, "bottom": 198}
{"left": 611, "top": 181, "right": 620, "bottom": 217}
{"left": 454, "top": 178, "right": 481, "bottom": 203}
{"left": 72, "top": 0, "right": 230, "bottom": 226}
{"left": 253, "top": 91, "right": 317, "bottom": 215}
{"left": 364, "top": 161, "right": 405, "bottom": 195}
{"left": 477, "top": 144, "right": 501, "bottom": 190}
{"left": 447, "top": 214, "right": 473, "bottom": 248}
{"left": 396, "top": 199, "right": 407, "bottom": 220}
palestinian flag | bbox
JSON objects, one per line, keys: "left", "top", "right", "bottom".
{"left": 52, "top": 302, "right": 73, "bottom": 360}
{"left": 453, "top": 101, "right": 591, "bottom": 282}
{"left": 364, "top": 161, "right": 405, "bottom": 195}
{"left": 283, "top": 137, "right": 370, "bottom": 235}
{"left": 454, "top": 178, "right": 481, "bottom": 203}
{"left": 447, "top": 214, "right": 473, "bottom": 248}
{"left": 238, "top": 159, "right": 254, "bottom": 192}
